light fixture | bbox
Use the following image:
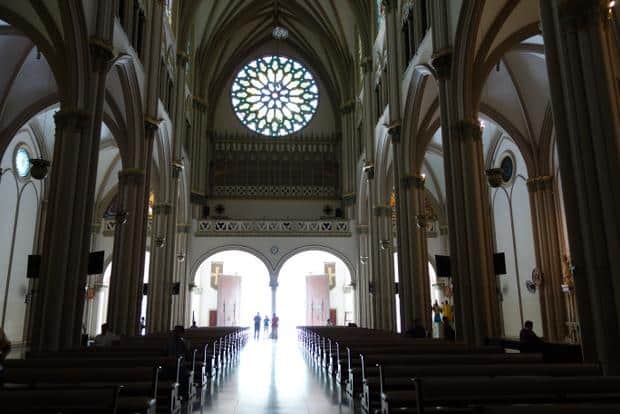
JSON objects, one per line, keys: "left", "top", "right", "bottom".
{"left": 29, "top": 158, "right": 50, "bottom": 179}
{"left": 272, "top": 0, "right": 288, "bottom": 41}
{"left": 485, "top": 168, "right": 504, "bottom": 188}
{"left": 359, "top": 256, "right": 369, "bottom": 264}
{"left": 177, "top": 253, "right": 186, "bottom": 262}
{"left": 115, "top": 210, "right": 129, "bottom": 225}
{"left": 610, "top": 1, "right": 616, "bottom": 8}
{"left": 379, "top": 239, "right": 393, "bottom": 250}
{"left": 155, "top": 236, "right": 166, "bottom": 248}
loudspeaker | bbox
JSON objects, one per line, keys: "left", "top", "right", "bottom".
{"left": 334, "top": 208, "right": 344, "bottom": 218}
{"left": 172, "top": 282, "right": 181, "bottom": 295}
{"left": 202, "top": 205, "right": 210, "bottom": 218}
{"left": 142, "top": 283, "right": 148, "bottom": 295}
{"left": 27, "top": 255, "right": 41, "bottom": 279}
{"left": 435, "top": 255, "right": 451, "bottom": 278}
{"left": 394, "top": 282, "right": 399, "bottom": 294}
{"left": 493, "top": 252, "right": 507, "bottom": 275}
{"left": 87, "top": 251, "right": 105, "bottom": 275}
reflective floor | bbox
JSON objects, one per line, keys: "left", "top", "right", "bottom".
{"left": 190, "top": 332, "right": 355, "bottom": 414}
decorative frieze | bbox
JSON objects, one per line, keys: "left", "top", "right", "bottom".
{"left": 196, "top": 219, "right": 351, "bottom": 237}
{"left": 101, "top": 218, "right": 153, "bottom": 236}
{"left": 212, "top": 185, "right": 337, "bottom": 199}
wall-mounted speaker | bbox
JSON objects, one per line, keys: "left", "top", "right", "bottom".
{"left": 494, "top": 252, "right": 507, "bottom": 275}
{"left": 435, "top": 255, "right": 451, "bottom": 278}
{"left": 202, "top": 205, "right": 210, "bottom": 218}
{"left": 334, "top": 208, "right": 344, "bottom": 218}
{"left": 27, "top": 255, "right": 41, "bottom": 279}
{"left": 142, "top": 283, "right": 148, "bottom": 296}
{"left": 87, "top": 251, "right": 105, "bottom": 275}
{"left": 172, "top": 282, "right": 181, "bottom": 295}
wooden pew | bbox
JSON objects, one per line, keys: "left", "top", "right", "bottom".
{"left": 381, "top": 376, "right": 620, "bottom": 414}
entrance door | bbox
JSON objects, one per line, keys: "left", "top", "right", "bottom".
{"left": 217, "top": 275, "right": 242, "bottom": 326}
{"left": 306, "top": 275, "right": 329, "bottom": 325}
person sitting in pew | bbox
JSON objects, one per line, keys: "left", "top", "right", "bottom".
{"left": 94, "top": 323, "right": 119, "bottom": 347}
{"left": 404, "top": 318, "right": 427, "bottom": 338}
{"left": 442, "top": 316, "right": 456, "bottom": 341}
{"left": 520, "top": 320, "right": 544, "bottom": 352}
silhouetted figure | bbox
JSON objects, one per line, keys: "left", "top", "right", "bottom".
{"left": 442, "top": 317, "right": 455, "bottom": 341}
{"left": 167, "top": 325, "right": 191, "bottom": 400}
{"left": 253, "top": 313, "right": 261, "bottom": 339}
{"left": 0, "top": 327, "right": 10, "bottom": 384}
{"left": 94, "top": 323, "right": 119, "bottom": 347}
{"left": 263, "top": 315, "right": 270, "bottom": 334}
{"left": 405, "top": 318, "right": 428, "bottom": 338}
{"left": 191, "top": 320, "right": 198, "bottom": 328}
{"left": 519, "top": 320, "right": 544, "bottom": 352}
{"left": 271, "top": 314, "right": 279, "bottom": 340}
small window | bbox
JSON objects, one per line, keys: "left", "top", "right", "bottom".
{"left": 15, "top": 146, "right": 31, "bottom": 177}
{"left": 500, "top": 155, "right": 514, "bottom": 183}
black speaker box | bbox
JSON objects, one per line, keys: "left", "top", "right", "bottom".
{"left": 494, "top": 252, "right": 507, "bottom": 275}
{"left": 435, "top": 255, "right": 451, "bottom": 278}
{"left": 172, "top": 282, "right": 181, "bottom": 295}
{"left": 27, "top": 255, "right": 41, "bottom": 279}
{"left": 87, "top": 251, "right": 105, "bottom": 275}
{"left": 143, "top": 283, "right": 148, "bottom": 295}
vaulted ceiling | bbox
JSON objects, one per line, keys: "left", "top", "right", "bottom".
{"left": 178, "top": 0, "right": 370, "bottom": 109}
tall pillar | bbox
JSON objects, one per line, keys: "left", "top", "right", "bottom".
{"left": 146, "top": 203, "right": 172, "bottom": 333}
{"left": 528, "top": 176, "right": 567, "bottom": 342}
{"left": 269, "top": 274, "right": 278, "bottom": 317}
{"left": 374, "top": 205, "right": 397, "bottom": 331}
{"left": 357, "top": 226, "right": 371, "bottom": 327}
{"left": 172, "top": 226, "right": 191, "bottom": 327}
{"left": 540, "top": 0, "right": 620, "bottom": 373}
{"left": 31, "top": 39, "right": 114, "bottom": 351}
{"left": 402, "top": 174, "right": 432, "bottom": 332}
{"left": 107, "top": 167, "right": 150, "bottom": 336}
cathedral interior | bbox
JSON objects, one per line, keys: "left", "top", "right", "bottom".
{"left": 0, "top": 1, "right": 620, "bottom": 413}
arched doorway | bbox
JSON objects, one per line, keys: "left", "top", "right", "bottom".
{"left": 191, "top": 250, "right": 271, "bottom": 328}
{"left": 276, "top": 250, "right": 354, "bottom": 335}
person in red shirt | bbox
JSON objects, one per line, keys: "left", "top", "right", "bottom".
{"left": 271, "top": 314, "right": 279, "bottom": 340}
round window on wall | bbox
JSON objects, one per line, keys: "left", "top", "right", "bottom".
{"left": 15, "top": 146, "right": 32, "bottom": 177}
{"left": 231, "top": 55, "right": 319, "bottom": 137}
{"left": 500, "top": 155, "right": 514, "bottom": 184}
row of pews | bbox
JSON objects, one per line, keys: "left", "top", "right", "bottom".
{"left": 298, "top": 326, "right": 620, "bottom": 414}
{"left": 0, "top": 326, "right": 248, "bottom": 414}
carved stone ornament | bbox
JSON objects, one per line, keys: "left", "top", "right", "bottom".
{"left": 485, "top": 168, "right": 504, "bottom": 188}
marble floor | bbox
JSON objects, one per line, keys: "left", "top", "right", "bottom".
{"left": 190, "top": 331, "right": 355, "bottom": 414}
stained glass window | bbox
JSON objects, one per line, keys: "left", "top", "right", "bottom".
{"left": 231, "top": 56, "right": 319, "bottom": 137}
{"left": 15, "top": 146, "right": 31, "bottom": 177}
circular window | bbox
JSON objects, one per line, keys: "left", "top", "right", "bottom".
{"left": 15, "top": 146, "right": 31, "bottom": 177}
{"left": 231, "top": 56, "right": 319, "bottom": 137}
{"left": 500, "top": 155, "right": 514, "bottom": 183}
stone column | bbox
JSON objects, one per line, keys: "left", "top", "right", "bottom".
{"left": 269, "top": 274, "right": 278, "bottom": 317}
{"left": 540, "top": 0, "right": 620, "bottom": 373}
{"left": 357, "top": 225, "right": 371, "bottom": 327}
{"left": 527, "top": 176, "right": 567, "bottom": 342}
{"left": 374, "top": 205, "right": 397, "bottom": 331}
{"left": 402, "top": 174, "right": 432, "bottom": 332}
{"left": 171, "top": 225, "right": 191, "bottom": 327}
{"left": 146, "top": 203, "right": 172, "bottom": 333}
{"left": 31, "top": 38, "right": 114, "bottom": 351}
{"left": 107, "top": 167, "right": 150, "bottom": 336}
{"left": 190, "top": 96, "right": 208, "bottom": 217}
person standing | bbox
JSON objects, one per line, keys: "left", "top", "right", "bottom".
{"left": 271, "top": 313, "right": 279, "bottom": 340}
{"left": 442, "top": 316, "right": 456, "bottom": 341}
{"left": 442, "top": 300, "right": 453, "bottom": 322}
{"left": 253, "top": 312, "right": 261, "bottom": 339}
{"left": 263, "top": 314, "right": 270, "bottom": 335}
{"left": 432, "top": 300, "right": 442, "bottom": 337}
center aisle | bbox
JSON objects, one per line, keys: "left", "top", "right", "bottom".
{"left": 193, "top": 331, "right": 354, "bottom": 414}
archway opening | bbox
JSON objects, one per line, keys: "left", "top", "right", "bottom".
{"left": 276, "top": 250, "right": 354, "bottom": 336}
{"left": 191, "top": 250, "right": 271, "bottom": 328}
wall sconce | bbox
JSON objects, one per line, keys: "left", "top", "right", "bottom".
{"left": 154, "top": 236, "right": 166, "bottom": 248}
{"left": 359, "top": 256, "right": 369, "bottom": 264}
{"left": 115, "top": 210, "right": 129, "bottom": 225}
{"left": 172, "top": 159, "right": 184, "bottom": 178}
{"left": 30, "top": 159, "right": 51, "bottom": 180}
{"left": 177, "top": 252, "right": 186, "bottom": 262}
{"left": 485, "top": 168, "right": 504, "bottom": 188}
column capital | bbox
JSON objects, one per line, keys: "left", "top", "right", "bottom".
{"left": 89, "top": 37, "right": 115, "bottom": 72}
{"left": 343, "top": 192, "right": 356, "bottom": 206}
{"left": 357, "top": 224, "right": 369, "bottom": 234}
{"left": 54, "top": 109, "right": 91, "bottom": 132}
{"left": 558, "top": 0, "right": 610, "bottom": 30}
{"left": 386, "top": 122, "right": 401, "bottom": 143}
{"left": 452, "top": 120, "right": 483, "bottom": 141}
{"left": 144, "top": 116, "right": 161, "bottom": 132}
{"left": 361, "top": 57, "right": 373, "bottom": 74}
{"left": 363, "top": 163, "right": 375, "bottom": 180}
{"left": 431, "top": 48, "right": 453, "bottom": 81}
{"left": 373, "top": 205, "right": 392, "bottom": 217}
{"left": 152, "top": 203, "right": 172, "bottom": 215}
{"left": 176, "top": 51, "right": 190, "bottom": 67}
{"left": 527, "top": 175, "right": 554, "bottom": 193}
{"left": 402, "top": 174, "right": 425, "bottom": 190}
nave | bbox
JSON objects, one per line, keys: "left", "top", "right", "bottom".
{"left": 192, "top": 333, "right": 352, "bottom": 414}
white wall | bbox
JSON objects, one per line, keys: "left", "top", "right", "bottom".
{"left": 490, "top": 137, "right": 542, "bottom": 338}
